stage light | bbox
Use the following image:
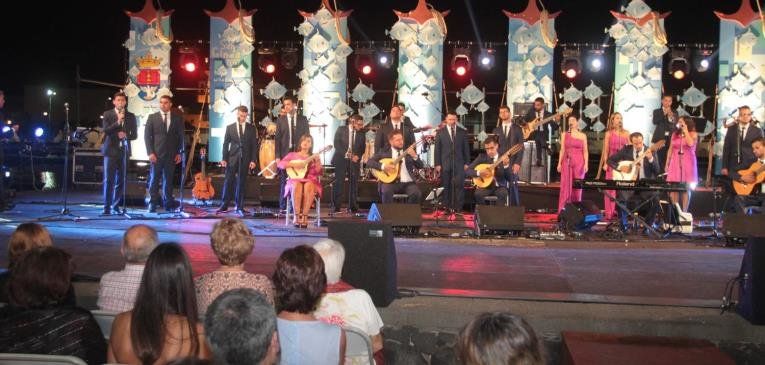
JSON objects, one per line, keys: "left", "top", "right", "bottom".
{"left": 377, "top": 46, "right": 395, "bottom": 69}
{"left": 43, "top": 112, "right": 48, "bottom": 116}
{"left": 3, "top": 171, "right": 9, "bottom": 178}
{"left": 178, "top": 47, "right": 199, "bottom": 73}
{"left": 451, "top": 47, "right": 471, "bottom": 77}
{"left": 694, "top": 49, "right": 713, "bottom": 72}
{"left": 258, "top": 48, "right": 278, "bottom": 74}
{"left": 34, "top": 127, "right": 44, "bottom": 138}
{"left": 183, "top": 62, "right": 196, "bottom": 72}
{"left": 2, "top": 126, "right": 9, "bottom": 133}
{"left": 478, "top": 48, "right": 496, "bottom": 70}
{"left": 281, "top": 46, "right": 299, "bottom": 70}
{"left": 46, "top": 89, "right": 56, "bottom": 96}
{"left": 362, "top": 65, "right": 372, "bottom": 75}
{"left": 561, "top": 48, "right": 581, "bottom": 80}
{"left": 6, "top": 120, "right": 11, "bottom": 125}
{"left": 587, "top": 49, "right": 604, "bottom": 72}
{"left": 669, "top": 49, "right": 690, "bottom": 80}
{"left": 355, "top": 47, "right": 375, "bottom": 77}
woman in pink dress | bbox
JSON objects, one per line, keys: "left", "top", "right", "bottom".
{"left": 557, "top": 115, "right": 588, "bottom": 213}
{"left": 600, "top": 113, "right": 630, "bottom": 220}
{"left": 277, "top": 134, "right": 323, "bottom": 228}
{"left": 665, "top": 116, "right": 697, "bottom": 211}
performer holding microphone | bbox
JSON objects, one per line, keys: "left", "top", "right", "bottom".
{"left": 101, "top": 91, "right": 137, "bottom": 215}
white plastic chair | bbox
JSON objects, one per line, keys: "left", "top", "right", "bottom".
{"left": 0, "top": 353, "right": 87, "bottom": 365}
{"left": 284, "top": 193, "right": 321, "bottom": 227}
{"left": 343, "top": 326, "right": 375, "bottom": 365}
{"left": 90, "top": 310, "right": 118, "bottom": 340}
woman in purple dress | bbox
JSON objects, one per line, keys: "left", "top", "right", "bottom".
{"left": 600, "top": 112, "right": 630, "bottom": 220}
{"left": 665, "top": 116, "right": 698, "bottom": 211}
{"left": 557, "top": 115, "right": 588, "bottom": 213}
{"left": 278, "top": 134, "right": 323, "bottom": 228}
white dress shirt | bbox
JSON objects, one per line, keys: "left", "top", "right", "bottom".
{"left": 392, "top": 148, "right": 413, "bottom": 183}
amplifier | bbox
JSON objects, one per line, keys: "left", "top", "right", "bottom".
{"left": 73, "top": 148, "right": 103, "bottom": 185}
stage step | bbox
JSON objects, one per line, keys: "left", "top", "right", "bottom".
{"left": 561, "top": 331, "right": 734, "bottom": 365}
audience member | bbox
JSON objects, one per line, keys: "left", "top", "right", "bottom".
{"left": 0, "top": 247, "right": 106, "bottom": 365}
{"left": 313, "top": 239, "right": 384, "bottom": 363}
{"left": 456, "top": 312, "right": 545, "bottom": 365}
{"left": 108, "top": 243, "right": 211, "bottom": 364}
{"left": 273, "top": 245, "right": 346, "bottom": 365}
{"left": 204, "top": 288, "right": 280, "bottom": 365}
{"left": 195, "top": 218, "right": 274, "bottom": 315}
{"left": 98, "top": 224, "right": 158, "bottom": 312}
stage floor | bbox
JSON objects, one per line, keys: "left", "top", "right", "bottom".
{"left": 0, "top": 190, "right": 741, "bottom": 309}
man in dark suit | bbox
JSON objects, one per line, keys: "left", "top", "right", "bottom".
{"left": 524, "top": 97, "right": 557, "bottom": 167}
{"left": 607, "top": 132, "right": 662, "bottom": 230}
{"left": 722, "top": 106, "right": 764, "bottom": 181}
{"left": 144, "top": 95, "right": 184, "bottom": 212}
{"left": 275, "top": 96, "right": 309, "bottom": 211}
{"left": 492, "top": 107, "right": 525, "bottom": 205}
{"left": 374, "top": 104, "right": 416, "bottom": 152}
{"left": 651, "top": 94, "right": 678, "bottom": 172}
{"left": 435, "top": 111, "right": 470, "bottom": 212}
{"left": 367, "top": 129, "right": 423, "bottom": 204}
{"left": 734, "top": 137, "right": 765, "bottom": 214}
{"left": 467, "top": 135, "right": 515, "bottom": 206}
{"left": 218, "top": 106, "right": 258, "bottom": 215}
{"left": 101, "top": 91, "right": 137, "bottom": 215}
{"left": 331, "top": 114, "right": 366, "bottom": 213}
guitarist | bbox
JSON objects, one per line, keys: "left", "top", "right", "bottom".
{"left": 367, "top": 129, "right": 423, "bottom": 204}
{"left": 733, "top": 137, "right": 765, "bottom": 214}
{"left": 607, "top": 132, "right": 661, "bottom": 231}
{"left": 331, "top": 114, "right": 366, "bottom": 213}
{"left": 493, "top": 107, "right": 524, "bottom": 204}
{"left": 467, "top": 135, "right": 514, "bottom": 206}
{"left": 524, "top": 97, "right": 557, "bottom": 167}
{"left": 374, "top": 104, "right": 416, "bottom": 152}
{"left": 722, "top": 106, "right": 763, "bottom": 198}
{"left": 435, "top": 111, "right": 470, "bottom": 213}
{"left": 217, "top": 105, "right": 258, "bottom": 215}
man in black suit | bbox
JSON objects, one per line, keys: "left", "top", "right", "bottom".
{"left": 722, "top": 106, "right": 764, "bottom": 181}
{"left": 435, "top": 111, "right": 470, "bottom": 212}
{"left": 218, "top": 106, "right": 258, "bottom": 215}
{"left": 374, "top": 104, "right": 416, "bottom": 152}
{"left": 524, "top": 97, "right": 557, "bottom": 167}
{"left": 491, "top": 106, "right": 525, "bottom": 205}
{"left": 367, "top": 129, "right": 423, "bottom": 204}
{"left": 331, "top": 114, "right": 366, "bottom": 213}
{"left": 144, "top": 95, "right": 184, "bottom": 212}
{"left": 275, "top": 96, "right": 309, "bottom": 211}
{"left": 734, "top": 137, "right": 765, "bottom": 214}
{"left": 467, "top": 135, "right": 515, "bottom": 206}
{"left": 607, "top": 132, "right": 662, "bottom": 230}
{"left": 101, "top": 91, "right": 137, "bottom": 215}
{"left": 651, "top": 94, "right": 678, "bottom": 172}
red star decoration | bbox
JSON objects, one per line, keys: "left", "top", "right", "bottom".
{"left": 503, "top": 0, "right": 560, "bottom": 26}
{"left": 125, "top": 0, "right": 173, "bottom": 24}
{"left": 298, "top": 0, "right": 353, "bottom": 19}
{"left": 205, "top": 0, "right": 256, "bottom": 24}
{"left": 394, "top": 0, "right": 449, "bottom": 25}
{"left": 715, "top": 0, "right": 761, "bottom": 28}
{"left": 610, "top": 10, "right": 670, "bottom": 27}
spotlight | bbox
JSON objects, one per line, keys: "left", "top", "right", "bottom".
{"left": 281, "top": 46, "right": 300, "bottom": 70}
{"left": 258, "top": 48, "right": 278, "bottom": 74}
{"left": 669, "top": 49, "right": 690, "bottom": 80}
{"left": 179, "top": 47, "right": 200, "bottom": 73}
{"left": 377, "top": 46, "right": 395, "bottom": 69}
{"left": 43, "top": 112, "right": 48, "bottom": 116}
{"left": 694, "top": 49, "right": 713, "bottom": 72}
{"left": 355, "top": 48, "right": 375, "bottom": 77}
{"left": 587, "top": 49, "right": 604, "bottom": 72}
{"left": 4, "top": 171, "right": 9, "bottom": 178}
{"left": 1, "top": 126, "right": 9, "bottom": 133}
{"left": 451, "top": 47, "right": 471, "bottom": 77}
{"left": 478, "top": 48, "right": 496, "bottom": 70}
{"left": 34, "top": 127, "right": 44, "bottom": 138}
{"left": 561, "top": 48, "right": 581, "bottom": 80}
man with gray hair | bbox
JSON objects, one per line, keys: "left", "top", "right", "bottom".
{"left": 97, "top": 224, "right": 158, "bottom": 312}
{"left": 205, "top": 288, "right": 279, "bottom": 365}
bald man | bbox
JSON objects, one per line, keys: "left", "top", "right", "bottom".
{"left": 97, "top": 224, "right": 159, "bottom": 312}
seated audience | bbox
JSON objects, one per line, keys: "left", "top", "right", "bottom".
{"left": 0, "top": 247, "right": 106, "bottom": 365}
{"left": 195, "top": 218, "right": 274, "bottom": 315}
{"left": 98, "top": 224, "right": 158, "bottom": 312}
{"left": 0, "top": 222, "right": 75, "bottom": 305}
{"left": 204, "top": 288, "right": 279, "bottom": 365}
{"left": 313, "top": 239, "right": 384, "bottom": 363}
{"left": 273, "top": 245, "right": 346, "bottom": 365}
{"left": 108, "top": 243, "right": 211, "bottom": 364}
{"left": 456, "top": 312, "right": 545, "bottom": 365}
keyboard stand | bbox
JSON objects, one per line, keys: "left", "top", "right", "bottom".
{"left": 599, "top": 188, "right": 662, "bottom": 238}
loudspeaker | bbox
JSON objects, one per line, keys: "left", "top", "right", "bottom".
{"left": 559, "top": 200, "right": 602, "bottom": 231}
{"left": 72, "top": 148, "right": 103, "bottom": 185}
{"left": 475, "top": 205, "right": 525, "bottom": 234}
{"left": 724, "top": 214, "right": 765, "bottom": 238}
{"left": 738, "top": 238, "right": 765, "bottom": 325}
{"left": 125, "top": 180, "right": 148, "bottom": 205}
{"left": 328, "top": 220, "right": 397, "bottom": 307}
{"left": 367, "top": 203, "right": 422, "bottom": 233}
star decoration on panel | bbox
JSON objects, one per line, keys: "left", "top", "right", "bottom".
{"left": 125, "top": 0, "right": 174, "bottom": 24}
{"left": 714, "top": 0, "right": 762, "bottom": 28}
{"left": 205, "top": 0, "right": 256, "bottom": 24}
{"left": 503, "top": 0, "right": 560, "bottom": 26}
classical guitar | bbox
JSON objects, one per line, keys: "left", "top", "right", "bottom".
{"left": 521, "top": 109, "right": 571, "bottom": 140}
{"left": 733, "top": 160, "right": 765, "bottom": 196}
{"left": 612, "top": 140, "right": 666, "bottom": 181}
{"left": 371, "top": 135, "right": 431, "bottom": 184}
{"left": 192, "top": 148, "right": 215, "bottom": 201}
{"left": 472, "top": 143, "right": 524, "bottom": 188}
{"left": 285, "top": 145, "right": 334, "bottom": 179}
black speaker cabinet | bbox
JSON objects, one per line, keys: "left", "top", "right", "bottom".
{"left": 738, "top": 238, "right": 765, "bottom": 325}
{"left": 559, "top": 200, "right": 602, "bottom": 231}
{"left": 367, "top": 203, "right": 422, "bottom": 234}
{"left": 125, "top": 180, "right": 148, "bottom": 205}
{"left": 328, "top": 220, "right": 398, "bottom": 307}
{"left": 474, "top": 205, "right": 525, "bottom": 235}
{"left": 724, "top": 213, "right": 765, "bottom": 238}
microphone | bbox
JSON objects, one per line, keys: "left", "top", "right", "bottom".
{"left": 64, "top": 102, "right": 69, "bottom": 111}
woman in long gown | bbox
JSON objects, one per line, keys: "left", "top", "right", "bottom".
{"left": 665, "top": 116, "right": 698, "bottom": 211}
{"left": 557, "top": 115, "right": 588, "bottom": 213}
{"left": 600, "top": 113, "right": 630, "bottom": 220}
{"left": 278, "top": 134, "right": 324, "bottom": 228}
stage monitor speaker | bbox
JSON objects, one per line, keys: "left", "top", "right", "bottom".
{"left": 475, "top": 205, "right": 525, "bottom": 233}
{"left": 559, "top": 200, "right": 602, "bottom": 231}
{"left": 328, "top": 220, "right": 397, "bottom": 307}
{"left": 724, "top": 214, "right": 765, "bottom": 238}
{"left": 125, "top": 180, "right": 148, "bottom": 206}
{"left": 72, "top": 148, "right": 103, "bottom": 185}
{"left": 738, "top": 238, "right": 765, "bottom": 325}
{"left": 367, "top": 203, "right": 422, "bottom": 233}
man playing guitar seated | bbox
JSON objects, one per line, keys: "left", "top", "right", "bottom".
{"left": 734, "top": 137, "right": 765, "bottom": 214}
{"left": 607, "top": 132, "right": 662, "bottom": 230}
{"left": 467, "top": 135, "right": 514, "bottom": 206}
{"left": 367, "top": 130, "right": 423, "bottom": 204}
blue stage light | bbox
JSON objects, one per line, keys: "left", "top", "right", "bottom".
{"left": 34, "top": 127, "right": 44, "bottom": 138}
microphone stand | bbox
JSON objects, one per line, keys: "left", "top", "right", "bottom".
{"left": 166, "top": 123, "right": 191, "bottom": 219}
{"left": 39, "top": 102, "right": 82, "bottom": 221}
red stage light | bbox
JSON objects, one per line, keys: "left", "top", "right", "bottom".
{"left": 183, "top": 62, "right": 196, "bottom": 72}
{"left": 265, "top": 63, "right": 276, "bottom": 74}
{"left": 455, "top": 66, "right": 467, "bottom": 76}
{"left": 564, "top": 68, "right": 578, "bottom": 79}
{"left": 672, "top": 69, "right": 685, "bottom": 80}
{"left": 361, "top": 65, "right": 372, "bottom": 75}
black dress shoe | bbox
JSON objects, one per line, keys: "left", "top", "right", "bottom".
{"left": 102, "top": 208, "right": 112, "bottom": 215}
{"left": 147, "top": 204, "right": 157, "bottom": 213}
{"left": 350, "top": 206, "right": 360, "bottom": 213}
{"left": 216, "top": 205, "right": 229, "bottom": 213}
{"left": 112, "top": 206, "right": 123, "bottom": 214}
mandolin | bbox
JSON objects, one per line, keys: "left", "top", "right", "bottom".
{"left": 521, "top": 109, "right": 571, "bottom": 140}
{"left": 612, "top": 140, "right": 665, "bottom": 181}
{"left": 286, "top": 145, "right": 334, "bottom": 179}
{"left": 192, "top": 148, "right": 215, "bottom": 201}
{"left": 733, "top": 160, "right": 765, "bottom": 196}
{"left": 472, "top": 143, "right": 524, "bottom": 188}
{"left": 371, "top": 134, "right": 432, "bottom": 184}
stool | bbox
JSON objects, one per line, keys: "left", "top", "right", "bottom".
{"left": 393, "top": 194, "right": 409, "bottom": 204}
{"left": 285, "top": 193, "right": 321, "bottom": 227}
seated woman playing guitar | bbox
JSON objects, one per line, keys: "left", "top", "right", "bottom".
{"left": 277, "top": 134, "right": 323, "bottom": 228}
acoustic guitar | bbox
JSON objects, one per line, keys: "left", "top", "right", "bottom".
{"left": 733, "top": 160, "right": 765, "bottom": 195}
{"left": 192, "top": 148, "right": 215, "bottom": 201}
{"left": 521, "top": 109, "right": 571, "bottom": 140}
{"left": 285, "top": 145, "right": 334, "bottom": 179}
{"left": 371, "top": 135, "right": 431, "bottom": 184}
{"left": 612, "top": 140, "right": 666, "bottom": 181}
{"left": 472, "top": 143, "right": 524, "bottom": 188}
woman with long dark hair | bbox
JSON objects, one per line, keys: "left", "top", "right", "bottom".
{"left": 665, "top": 116, "right": 698, "bottom": 211}
{"left": 108, "top": 243, "right": 210, "bottom": 364}
{"left": 557, "top": 114, "right": 588, "bottom": 213}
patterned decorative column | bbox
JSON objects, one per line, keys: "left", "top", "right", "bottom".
{"left": 608, "top": 0, "right": 670, "bottom": 141}
{"left": 389, "top": 0, "right": 449, "bottom": 129}
{"left": 296, "top": 0, "right": 353, "bottom": 163}
{"left": 205, "top": 0, "right": 255, "bottom": 162}
{"left": 714, "top": 0, "right": 765, "bottom": 171}
{"left": 503, "top": 0, "right": 559, "bottom": 114}
{"left": 123, "top": 0, "right": 173, "bottom": 160}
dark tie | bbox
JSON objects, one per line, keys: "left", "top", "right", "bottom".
{"left": 290, "top": 116, "right": 296, "bottom": 149}
{"left": 450, "top": 126, "right": 455, "bottom": 141}
{"left": 163, "top": 113, "right": 168, "bottom": 131}
{"left": 239, "top": 123, "right": 244, "bottom": 140}
{"left": 504, "top": 125, "right": 509, "bottom": 138}
{"left": 350, "top": 130, "right": 355, "bottom": 153}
